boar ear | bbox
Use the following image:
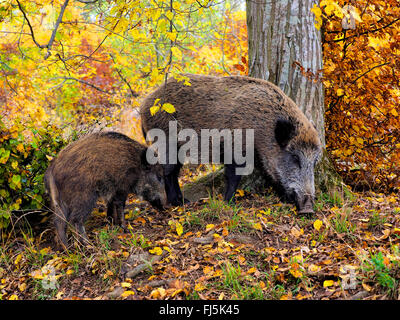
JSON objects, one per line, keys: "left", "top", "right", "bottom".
{"left": 275, "top": 118, "right": 295, "bottom": 149}
{"left": 140, "top": 148, "right": 151, "bottom": 170}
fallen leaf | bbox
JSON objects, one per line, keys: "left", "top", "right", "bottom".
{"left": 149, "top": 247, "right": 163, "bottom": 256}
{"left": 291, "top": 227, "right": 304, "bottom": 238}
{"left": 313, "top": 219, "right": 323, "bottom": 231}
{"left": 121, "top": 290, "right": 135, "bottom": 298}
{"left": 323, "top": 280, "right": 334, "bottom": 287}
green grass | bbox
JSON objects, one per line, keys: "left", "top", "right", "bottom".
{"left": 220, "top": 262, "right": 265, "bottom": 299}
{"left": 360, "top": 249, "right": 399, "bottom": 297}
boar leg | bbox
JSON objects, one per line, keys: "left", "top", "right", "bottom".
{"left": 223, "top": 163, "right": 243, "bottom": 203}
{"left": 107, "top": 192, "right": 127, "bottom": 231}
{"left": 163, "top": 163, "right": 185, "bottom": 206}
{"left": 74, "top": 223, "right": 90, "bottom": 245}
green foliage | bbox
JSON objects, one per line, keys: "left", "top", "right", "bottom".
{"left": 0, "top": 117, "right": 70, "bottom": 228}
{"left": 360, "top": 249, "right": 399, "bottom": 296}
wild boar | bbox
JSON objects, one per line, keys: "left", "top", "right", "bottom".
{"left": 44, "top": 131, "right": 167, "bottom": 247}
{"left": 140, "top": 74, "right": 322, "bottom": 214}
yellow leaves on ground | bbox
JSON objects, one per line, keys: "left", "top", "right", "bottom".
{"left": 149, "top": 247, "right": 163, "bottom": 256}
{"left": 323, "top": 280, "right": 335, "bottom": 287}
{"left": 313, "top": 219, "right": 323, "bottom": 231}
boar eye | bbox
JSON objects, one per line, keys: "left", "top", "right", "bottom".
{"left": 292, "top": 154, "right": 301, "bottom": 168}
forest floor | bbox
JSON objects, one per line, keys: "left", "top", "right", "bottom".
{"left": 1, "top": 169, "right": 400, "bottom": 300}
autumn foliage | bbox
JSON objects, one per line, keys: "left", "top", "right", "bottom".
{"left": 315, "top": 0, "right": 400, "bottom": 191}
{"left": 1, "top": 0, "right": 400, "bottom": 302}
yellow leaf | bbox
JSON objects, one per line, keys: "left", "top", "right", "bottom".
{"left": 171, "top": 47, "right": 182, "bottom": 60}
{"left": 149, "top": 247, "right": 163, "bottom": 256}
{"left": 121, "top": 290, "right": 135, "bottom": 298}
{"left": 8, "top": 294, "right": 18, "bottom": 300}
{"left": 290, "top": 269, "right": 303, "bottom": 278}
{"left": 161, "top": 103, "right": 176, "bottom": 114}
{"left": 14, "top": 254, "right": 23, "bottom": 266}
{"left": 337, "top": 88, "right": 344, "bottom": 96}
{"left": 194, "top": 282, "right": 206, "bottom": 292}
{"left": 253, "top": 222, "right": 262, "bottom": 231}
{"left": 176, "top": 222, "right": 183, "bottom": 236}
{"left": 323, "top": 280, "right": 334, "bottom": 287}
{"left": 247, "top": 267, "right": 257, "bottom": 274}
{"left": 203, "top": 266, "right": 213, "bottom": 275}
{"left": 150, "top": 106, "right": 160, "bottom": 116}
{"left": 150, "top": 287, "right": 166, "bottom": 299}
{"left": 103, "top": 270, "right": 113, "bottom": 279}
{"left": 236, "top": 189, "right": 244, "bottom": 197}
{"left": 313, "top": 219, "right": 323, "bottom": 231}
{"left": 16, "top": 144, "right": 24, "bottom": 153}
{"left": 205, "top": 224, "right": 215, "bottom": 232}
{"left": 165, "top": 10, "right": 173, "bottom": 20}
{"left": 11, "top": 161, "right": 18, "bottom": 170}
{"left": 18, "top": 283, "right": 27, "bottom": 292}
{"left": 166, "top": 31, "right": 177, "bottom": 42}
{"left": 121, "top": 282, "right": 132, "bottom": 288}
{"left": 66, "top": 269, "right": 74, "bottom": 276}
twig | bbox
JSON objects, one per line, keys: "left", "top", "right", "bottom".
{"left": 16, "top": 0, "right": 71, "bottom": 59}
{"left": 44, "top": 0, "right": 70, "bottom": 59}
{"left": 15, "top": 0, "right": 46, "bottom": 49}
{"left": 51, "top": 76, "right": 113, "bottom": 94}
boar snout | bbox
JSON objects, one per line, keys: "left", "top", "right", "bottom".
{"left": 296, "top": 194, "right": 315, "bottom": 214}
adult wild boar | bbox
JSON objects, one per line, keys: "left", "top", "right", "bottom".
{"left": 44, "top": 131, "right": 167, "bottom": 247}
{"left": 140, "top": 74, "right": 322, "bottom": 214}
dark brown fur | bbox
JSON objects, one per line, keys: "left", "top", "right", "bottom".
{"left": 140, "top": 74, "right": 322, "bottom": 211}
{"left": 44, "top": 131, "right": 167, "bottom": 248}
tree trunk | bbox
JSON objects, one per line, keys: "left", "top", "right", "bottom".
{"left": 246, "top": 0, "right": 324, "bottom": 144}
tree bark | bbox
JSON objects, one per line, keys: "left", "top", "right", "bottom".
{"left": 246, "top": 0, "right": 324, "bottom": 144}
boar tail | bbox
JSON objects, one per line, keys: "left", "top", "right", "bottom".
{"left": 46, "top": 172, "right": 69, "bottom": 247}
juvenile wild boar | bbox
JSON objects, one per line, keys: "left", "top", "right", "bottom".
{"left": 140, "top": 74, "right": 322, "bottom": 214}
{"left": 44, "top": 131, "right": 167, "bottom": 247}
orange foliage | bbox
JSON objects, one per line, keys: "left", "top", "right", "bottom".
{"left": 321, "top": 0, "right": 400, "bottom": 191}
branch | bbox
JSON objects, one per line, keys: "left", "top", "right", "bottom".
{"left": 15, "top": 0, "right": 46, "bottom": 49}
{"left": 44, "top": 0, "right": 70, "bottom": 59}
{"left": 51, "top": 76, "right": 113, "bottom": 94}
{"left": 16, "top": 0, "right": 70, "bottom": 59}
{"left": 351, "top": 62, "right": 389, "bottom": 84}
{"left": 115, "top": 68, "right": 139, "bottom": 98}
{"left": 332, "top": 18, "right": 400, "bottom": 43}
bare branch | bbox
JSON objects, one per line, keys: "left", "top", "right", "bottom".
{"left": 15, "top": 0, "right": 46, "bottom": 49}
{"left": 51, "top": 76, "right": 113, "bottom": 94}
{"left": 44, "top": 0, "right": 70, "bottom": 59}
{"left": 16, "top": 0, "right": 70, "bottom": 59}
{"left": 115, "top": 69, "right": 139, "bottom": 98}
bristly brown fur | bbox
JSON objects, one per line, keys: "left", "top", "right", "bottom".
{"left": 44, "top": 131, "right": 167, "bottom": 248}
{"left": 140, "top": 74, "right": 321, "bottom": 181}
